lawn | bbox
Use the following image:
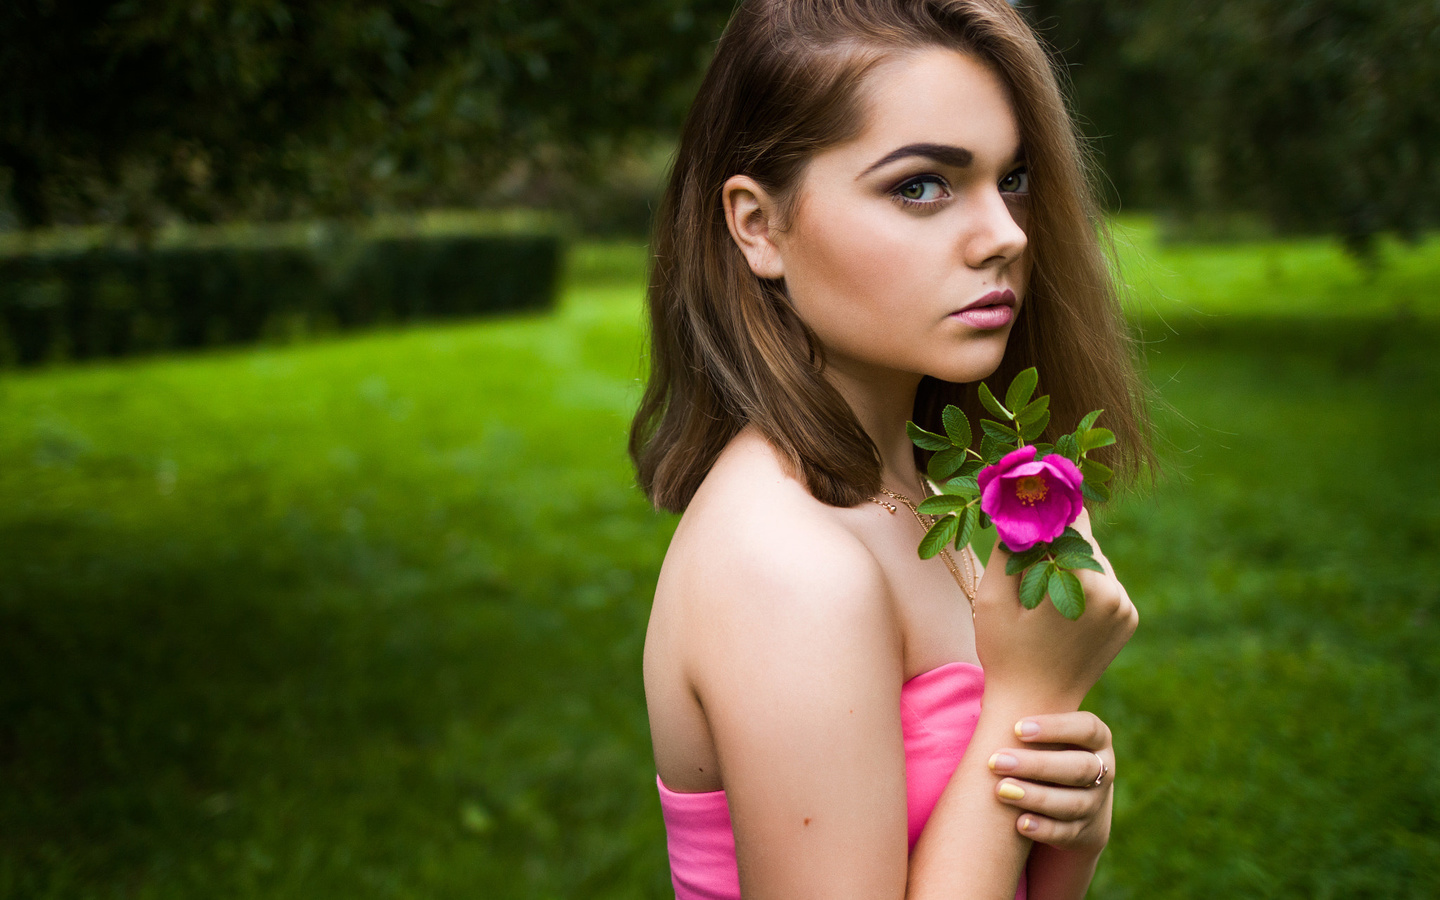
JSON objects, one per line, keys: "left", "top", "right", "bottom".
{"left": 1, "top": 221, "right": 1437, "bottom": 898}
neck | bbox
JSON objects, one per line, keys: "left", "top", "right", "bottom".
{"left": 824, "top": 359, "right": 927, "bottom": 499}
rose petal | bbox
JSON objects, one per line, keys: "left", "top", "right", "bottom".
{"left": 1002, "top": 460, "right": 1051, "bottom": 479}
{"left": 991, "top": 489, "right": 1051, "bottom": 551}
{"left": 1043, "top": 454, "right": 1084, "bottom": 491}
{"left": 978, "top": 445, "right": 1036, "bottom": 494}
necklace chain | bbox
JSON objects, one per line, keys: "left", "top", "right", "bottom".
{"left": 871, "top": 481, "right": 978, "bottom": 617}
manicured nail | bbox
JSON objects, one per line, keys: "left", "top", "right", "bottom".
{"left": 998, "top": 782, "right": 1026, "bottom": 801}
{"left": 1019, "top": 815, "right": 1037, "bottom": 833}
{"left": 1015, "top": 720, "right": 1041, "bottom": 739}
{"left": 988, "top": 752, "right": 1018, "bottom": 773}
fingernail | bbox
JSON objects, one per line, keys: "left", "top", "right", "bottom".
{"left": 988, "top": 752, "right": 1018, "bottom": 773}
{"left": 1019, "top": 815, "right": 1037, "bottom": 833}
{"left": 998, "top": 782, "right": 1026, "bottom": 800}
{"left": 1015, "top": 720, "right": 1040, "bottom": 739}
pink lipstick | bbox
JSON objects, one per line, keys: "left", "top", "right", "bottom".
{"left": 951, "top": 289, "right": 1016, "bottom": 330}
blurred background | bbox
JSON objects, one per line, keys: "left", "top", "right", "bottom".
{"left": 1, "top": 1, "right": 1437, "bottom": 897}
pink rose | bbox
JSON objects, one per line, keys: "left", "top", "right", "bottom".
{"left": 978, "top": 445, "right": 1085, "bottom": 553}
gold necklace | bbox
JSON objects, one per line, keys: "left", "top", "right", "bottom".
{"left": 871, "top": 482, "right": 978, "bottom": 617}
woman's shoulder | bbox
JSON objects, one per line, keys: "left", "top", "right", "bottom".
{"left": 650, "top": 427, "right": 899, "bottom": 671}
{"left": 674, "top": 427, "right": 886, "bottom": 596}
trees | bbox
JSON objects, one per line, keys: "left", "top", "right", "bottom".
{"left": 1026, "top": 0, "right": 1440, "bottom": 249}
{"left": 0, "top": 0, "right": 733, "bottom": 229}
{"left": 3, "top": 1, "right": 1436, "bottom": 247}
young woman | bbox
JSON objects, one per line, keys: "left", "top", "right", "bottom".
{"left": 630, "top": 2, "right": 1148, "bottom": 897}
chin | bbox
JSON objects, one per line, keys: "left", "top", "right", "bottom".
{"left": 931, "top": 332, "right": 1012, "bottom": 385}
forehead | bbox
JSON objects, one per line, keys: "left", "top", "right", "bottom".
{"left": 828, "top": 47, "right": 1021, "bottom": 169}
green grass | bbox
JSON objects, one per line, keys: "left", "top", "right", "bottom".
{"left": 1, "top": 224, "right": 1438, "bottom": 897}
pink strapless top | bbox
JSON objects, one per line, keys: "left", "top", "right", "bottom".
{"left": 656, "top": 661, "right": 1027, "bottom": 899}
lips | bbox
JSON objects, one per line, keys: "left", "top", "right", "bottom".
{"left": 951, "top": 289, "right": 1016, "bottom": 330}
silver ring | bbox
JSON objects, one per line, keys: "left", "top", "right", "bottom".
{"left": 1090, "top": 752, "right": 1108, "bottom": 788}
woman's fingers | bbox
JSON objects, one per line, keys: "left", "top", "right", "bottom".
{"left": 1015, "top": 812, "right": 1091, "bottom": 847}
{"left": 1012, "top": 711, "right": 1112, "bottom": 751}
{"left": 988, "top": 747, "right": 1110, "bottom": 788}
{"left": 994, "top": 778, "right": 1104, "bottom": 822}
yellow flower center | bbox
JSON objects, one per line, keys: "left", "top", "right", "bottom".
{"left": 1014, "top": 474, "right": 1049, "bottom": 506}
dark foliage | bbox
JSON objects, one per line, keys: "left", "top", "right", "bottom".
{"left": 0, "top": 0, "right": 734, "bottom": 229}
{"left": 0, "top": 225, "right": 562, "bottom": 366}
{"left": 1025, "top": 0, "right": 1440, "bottom": 248}
{"left": 3, "top": 2, "right": 1436, "bottom": 248}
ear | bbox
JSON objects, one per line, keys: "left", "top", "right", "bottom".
{"left": 722, "top": 175, "right": 786, "bottom": 280}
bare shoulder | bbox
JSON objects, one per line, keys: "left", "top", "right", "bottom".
{"left": 650, "top": 427, "right": 900, "bottom": 688}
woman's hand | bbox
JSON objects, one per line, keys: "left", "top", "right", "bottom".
{"left": 972, "top": 508, "right": 1138, "bottom": 711}
{"left": 987, "top": 711, "right": 1115, "bottom": 853}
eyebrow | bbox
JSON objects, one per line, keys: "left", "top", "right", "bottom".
{"left": 857, "top": 142, "right": 1026, "bottom": 178}
{"left": 859, "top": 143, "right": 973, "bottom": 178}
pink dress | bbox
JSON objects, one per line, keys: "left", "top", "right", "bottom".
{"left": 656, "top": 661, "right": 1027, "bottom": 899}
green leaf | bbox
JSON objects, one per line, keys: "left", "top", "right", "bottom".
{"left": 979, "top": 434, "right": 1006, "bottom": 464}
{"left": 1019, "top": 409, "right": 1051, "bottom": 442}
{"left": 1056, "top": 553, "right": 1106, "bottom": 573}
{"left": 982, "top": 419, "right": 1020, "bottom": 443}
{"left": 941, "top": 405, "right": 972, "bottom": 448}
{"left": 1047, "top": 568, "right": 1085, "bottom": 619}
{"left": 1018, "top": 563, "right": 1050, "bottom": 609}
{"left": 906, "top": 421, "right": 952, "bottom": 451}
{"left": 1048, "top": 534, "right": 1093, "bottom": 558}
{"left": 1005, "top": 543, "right": 1049, "bottom": 576}
{"left": 1005, "top": 367, "right": 1039, "bottom": 413}
{"left": 1076, "top": 409, "right": 1103, "bottom": 433}
{"left": 978, "top": 510, "right": 992, "bottom": 530}
{"left": 919, "top": 514, "right": 960, "bottom": 559}
{"left": 978, "top": 382, "right": 1011, "bottom": 420}
{"left": 1081, "top": 480, "right": 1112, "bottom": 503}
{"left": 1054, "top": 433, "right": 1080, "bottom": 463}
{"left": 1016, "top": 394, "right": 1050, "bottom": 426}
{"left": 917, "top": 495, "right": 970, "bottom": 515}
{"left": 954, "top": 506, "right": 976, "bottom": 551}
{"left": 956, "top": 458, "right": 984, "bottom": 478}
{"left": 1079, "top": 427, "right": 1116, "bottom": 452}
{"left": 1061, "top": 526, "right": 1085, "bottom": 541}
{"left": 1079, "top": 457, "right": 1114, "bottom": 484}
{"left": 941, "top": 475, "right": 979, "bottom": 498}
{"left": 927, "top": 446, "right": 967, "bottom": 481}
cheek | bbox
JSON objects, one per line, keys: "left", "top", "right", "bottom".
{"left": 783, "top": 198, "right": 927, "bottom": 327}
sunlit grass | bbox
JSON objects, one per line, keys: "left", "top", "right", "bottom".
{"left": 1, "top": 224, "right": 1436, "bottom": 897}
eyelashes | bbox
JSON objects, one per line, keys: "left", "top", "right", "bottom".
{"left": 888, "top": 167, "right": 1030, "bottom": 210}
{"left": 891, "top": 175, "right": 950, "bottom": 209}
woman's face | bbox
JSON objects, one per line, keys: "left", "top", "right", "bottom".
{"left": 767, "top": 48, "right": 1031, "bottom": 388}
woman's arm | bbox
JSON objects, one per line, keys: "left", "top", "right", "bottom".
{"left": 974, "top": 510, "right": 1134, "bottom": 900}
{"left": 908, "top": 534, "right": 1137, "bottom": 899}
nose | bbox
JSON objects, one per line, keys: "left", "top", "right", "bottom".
{"left": 963, "top": 187, "right": 1028, "bottom": 271}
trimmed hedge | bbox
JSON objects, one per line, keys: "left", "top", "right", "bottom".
{"left": 0, "top": 213, "right": 563, "bottom": 366}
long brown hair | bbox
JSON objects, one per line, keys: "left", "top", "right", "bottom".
{"left": 630, "top": 0, "right": 1150, "bottom": 513}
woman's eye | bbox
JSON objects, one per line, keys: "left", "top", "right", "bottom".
{"left": 1000, "top": 168, "right": 1029, "bottom": 194}
{"left": 895, "top": 177, "right": 947, "bottom": 204}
